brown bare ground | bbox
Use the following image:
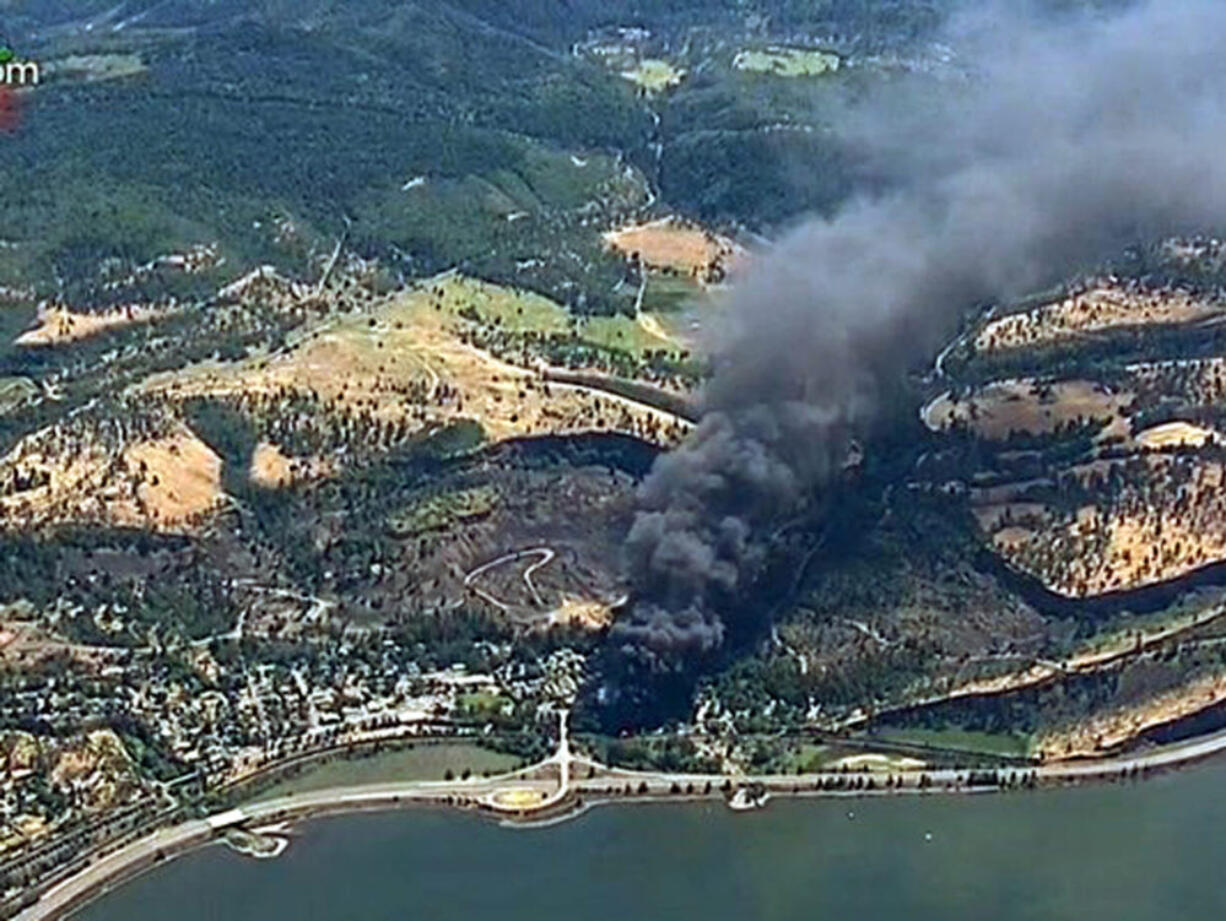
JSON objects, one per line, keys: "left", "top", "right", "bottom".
{"left": 990, "top": 525, "right": 1039, "bottom": 550}
{"left": 125, "top": 434, "right": 224, "bottom": 525}
{"left": 248, "top": 442, "right": 334, "bottom": 489}
{"left": 0, "top": 424, "right": 224, "bottom": 532}
{"left": 0, "top": 620, "right": 84, "bottom": 666}
{"left": 975, "top": 279, "right": 1223, "bottom": 353}
{"left": 0, "top": 600, "right": 131, "bottom": 665}
{"left": 14, "top": 305, "right": 164, "bottom": 347}
{"left": 605, "top": 218, "right": 746, "bottom": 283}
{"left": 982, "top": 457, "right": 1226, "bottom": 597}
{"left": 923, "top": 379, "right": 1133, "bottom": 440}
{"left": 1136, "top": 420, "right": 1218, "bottom": 449}
{"left": 142, "top": 281, "right": 692, "bottom": 450}
{"left": 1036, "top": 669, "right": 1226, "bottom": 760}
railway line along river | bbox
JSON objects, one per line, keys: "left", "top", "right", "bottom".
{"left": 73, "top": 761, "right": 1226, "bottom": 921}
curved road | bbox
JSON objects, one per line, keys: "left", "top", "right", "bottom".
{"left": 463, "top": 548, "right": 555, "bottom": 612}
{"left": 18, "top": 722, "right": 1226, "bottom": 921}
{"left": 837, "top": 602, "right": 1226, "bottom": 731}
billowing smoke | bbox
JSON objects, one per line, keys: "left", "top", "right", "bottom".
{"left": 616, "top": 0, "right": 1226, "bottom": 667}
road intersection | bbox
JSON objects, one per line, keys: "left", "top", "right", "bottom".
{"left": 18, "top": 716, "right": 1226, "bottom": 921}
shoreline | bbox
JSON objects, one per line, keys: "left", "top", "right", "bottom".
{"left": 14, "top": 722, "right": 1226, "bottom": 921}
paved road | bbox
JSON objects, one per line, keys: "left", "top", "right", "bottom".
{"left": 1039, "top": 723, "right": 1226, "bottom": 777}
{"left": 14, "top": 820, "right": 214, "bottom": 921}
{"left": 14, "top": 774, "right": 553, "bottom": 921}
{"left": 19, "top": 723, "right": 1226, "bottom": 921}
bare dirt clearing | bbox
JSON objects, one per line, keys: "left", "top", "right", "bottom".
{"left": 14, "top": 304, "right": 166, "bottom": 347}
{"left": 0, "top": 617, "right": 113, "bottom": 668}
{"left": 1137, "top": 421, "right": 1218, "bottom": 449}
{"left": 605, "top": 218, "right": 746, "bottom": 284}
{"left": 247, "top": 442, "right": 333, "bottom": 489}
{"left": 125, "top": 433, "right": 224, "bottom": 525}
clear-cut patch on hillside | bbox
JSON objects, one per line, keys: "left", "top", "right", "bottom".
{"left": 605, "top": 217, "right": 746, "bottom": 285}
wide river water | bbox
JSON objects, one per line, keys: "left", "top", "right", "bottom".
{"left": 77, "top": 764, "right": 1226, "bottom": 921}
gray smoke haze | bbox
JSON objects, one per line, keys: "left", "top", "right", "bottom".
{"left": 617, "top": 0, "right": 1226, "bottom": 665}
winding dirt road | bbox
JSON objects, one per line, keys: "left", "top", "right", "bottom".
{"left": 463, "top": 547, "right": 556, "bottom": 612}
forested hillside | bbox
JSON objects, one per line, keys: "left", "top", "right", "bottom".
{"left": 0, "top": 0, "right": 961, "bottom": 312}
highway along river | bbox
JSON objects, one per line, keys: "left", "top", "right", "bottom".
{"left": 77, "top": 763, "right": 1226, "bottom": 921}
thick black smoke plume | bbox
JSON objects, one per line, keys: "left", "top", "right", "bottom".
{"left": 615, "top": 0, "right": 1226, "bottom": 668}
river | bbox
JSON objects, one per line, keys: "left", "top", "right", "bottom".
{"left": 76, "top": 764, "right": 1226, "bottom": 921}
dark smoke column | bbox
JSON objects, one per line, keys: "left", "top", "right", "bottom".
{"left": 613, "top": 0, "right": 1226, "bottom": 678}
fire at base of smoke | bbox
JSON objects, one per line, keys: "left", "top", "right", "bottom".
{"left": 616, "top": 0, "right": 1226, "bottom": 678}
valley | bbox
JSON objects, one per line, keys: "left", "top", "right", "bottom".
{"left": 3, "top": 2, "right": 1226, "bottom": 917}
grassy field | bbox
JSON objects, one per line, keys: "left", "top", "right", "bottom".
{"left": 145, "top": 274, "right": 685, "bottom": 448}
{"left": 430, "top": 275, "right": 570, "bottom": 335}
{"left": 784, "top": 743, "right": 842, "bottom": 772}
{"left": 734, "top": 48, "right": 840, "bottom": 77}
{"left": 783, "top": 743, "right": 931, "bottom": 772}
{"left": 245, "top": 743, "right": 521, "bottom": 802}
{"left": 386, "top": 486, "right": 498, "bottom": 537}
{"left": 458, "top": 692, "right": 515, "bottom": 719}
{"left": 578, "top": 314, "right": 678, "bottom": 354}
{"left": 621, "top": 59, "right": 686, "bottom": 92}
{"left": 640, "top": 275, "right": 705, "bottom": 313}
{"left": 870, "top": 727, "right": 1033, "bottom": 759}
{"left": 438, "top": 275, "right": 679, "bottom": 356}
{"left": 15, "top": 305, "right": 167, "bottom": 347}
